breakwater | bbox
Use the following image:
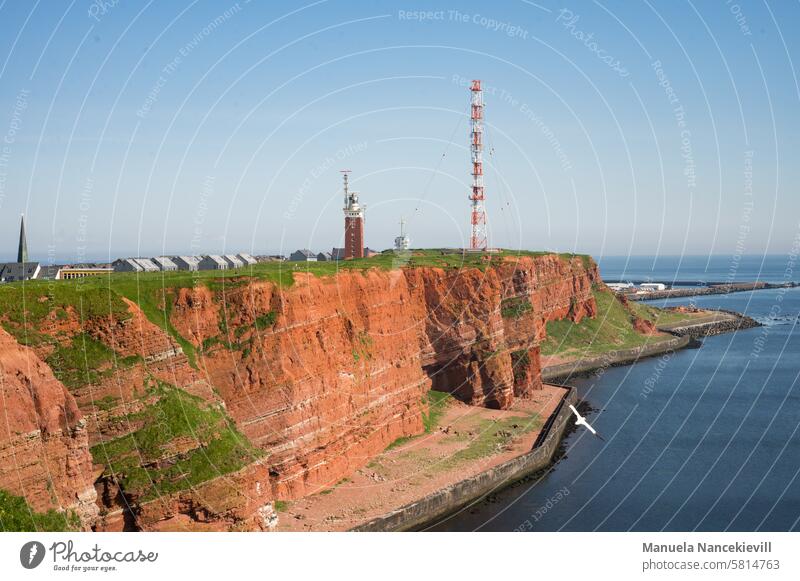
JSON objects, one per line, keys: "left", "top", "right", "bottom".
{"left": 657, "top": 309, "right": 761, "bottom": 338}
{"left": 628, "top": 281, "right": 796, "bottom": 302}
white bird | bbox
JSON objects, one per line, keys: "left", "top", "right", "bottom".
{"left": 569, "top": 404, "right": 604, "bottom": 440}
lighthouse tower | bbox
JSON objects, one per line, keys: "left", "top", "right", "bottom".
{"left": 342, "top": 171, "right": 364, "bottom": 260}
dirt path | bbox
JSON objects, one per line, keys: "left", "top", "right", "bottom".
{"left": 275, "top": 385, "right": 567, "bottom": 531}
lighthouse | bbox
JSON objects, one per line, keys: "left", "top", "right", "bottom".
{"left": 342, "top": 171, "right": 365, "bottom": 260}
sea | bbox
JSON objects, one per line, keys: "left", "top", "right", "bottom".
{"left": 430, "top": 255, "right": 800, "bottom": 531}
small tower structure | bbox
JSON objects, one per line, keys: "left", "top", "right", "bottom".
{"left": 394, "top": 218, "right": 410, "bottom": 251}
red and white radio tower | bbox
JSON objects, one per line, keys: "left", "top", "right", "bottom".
{"left": 468, "top": 79, "right": 487, "bottom": 251}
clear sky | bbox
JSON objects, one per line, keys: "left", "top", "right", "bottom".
{"left": 0, "top": 0, "right": 798, "bottom": 262}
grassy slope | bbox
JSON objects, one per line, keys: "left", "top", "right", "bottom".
{"left": 0, "top": 489, "right": 79, "bottom": 532}
{"left": 91, "top": 380, "right": 261, "bottom": 502}
{"left": 626, "top": 299, "right": 710, "bottom": 327}
{"left": 541, "top": 286, "right": 672, "bottom": 358}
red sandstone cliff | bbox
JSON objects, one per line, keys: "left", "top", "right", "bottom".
{"left": 0, "top": 327, "right": 98, "bottom": 527}
{"left": 0, "top": 254, "right": 599, "bottom": 531}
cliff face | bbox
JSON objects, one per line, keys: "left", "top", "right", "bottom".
{"left": 178, "top": 271, "right": 433, "bottom": 501}
{"left": 0, "top": 327, "right": 97, "bottom": 527}
{"left": 0, "top": 253, "right": 598, "bottom": 531}
{"left": 408, "top": 255, "right": 597, "bottom": 408}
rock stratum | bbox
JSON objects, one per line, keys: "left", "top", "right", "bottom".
{"left": 0, "top": 253, "right": 598, "bottom": 531}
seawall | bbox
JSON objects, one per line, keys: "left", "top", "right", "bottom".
{"left": 350, "top": 386, "right": 577, "bottom": 532}
{"left": 541, "top": 335, "right": 691, "bottom": 383}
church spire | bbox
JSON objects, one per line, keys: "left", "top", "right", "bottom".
{"left": 17, "top": 214, "right": 28, "bottom": 263}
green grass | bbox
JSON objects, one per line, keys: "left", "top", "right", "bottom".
{"left": 94, "top": 395, "right": 120, "bottom": 411}
{"left": 0, "top": 283, "right": 130, "bottom": 347}
{"left": 44, "top": 333, "right": 143, "bottom": 391}
{"left": 541, "top": 287, "right": 670, "bottom": 357}
{"left": 0, "top": 489, "right": 80, "bottom": 532}
{"left": 626, "top": 300, "right": 707, "bottom": 327}
{"left": 423, "top": 390, "right": 452, "bottom": 433}
{"left": 500, "top": 296, "right": 533, "bottom": 319}
{"left": 385, "top": 435, "right": 414, "bottom": 451}
{"left": 254, "top": 311, "right": 277, "bottom": 330}
{"left": 273, "top": 500, "right": 289, "bottom": 512}
{"left": 445, "top": 415, "right": 540, "bottom": 466}
{"left": 45, "top": 332, "right": 115, "bottom": 389}
{"left": 91, "top": 380, "right": 261, "bottom": 502}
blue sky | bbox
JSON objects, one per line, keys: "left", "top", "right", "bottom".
{"left": 0, "top": 0, "right": 798, "bottom": 262}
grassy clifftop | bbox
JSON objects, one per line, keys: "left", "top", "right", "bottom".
{"left": 0, "top": 249, "right": 591, "bottom": 365}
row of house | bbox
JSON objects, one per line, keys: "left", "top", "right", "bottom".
{"left": 289, "top": 247, "right": 380, "bottom": 262}
{"left": 113, "top": 253, "right": 258, "bottom": 272}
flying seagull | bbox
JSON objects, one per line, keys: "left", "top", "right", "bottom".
{"left": 569, "top": 404, "right": 605, "bottom": 441}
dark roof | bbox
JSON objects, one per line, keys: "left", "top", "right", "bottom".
{"left": 291, "top": 249, "right": 315, "bottom": 258}
{"left": 331, "top": 248, "right": 346, "bottom": 260}
{"left": 0, "top": 261, "right": 40, "bottom": 281}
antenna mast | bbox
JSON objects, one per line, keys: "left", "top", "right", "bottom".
{"left": 469, "top": 80, "right": 487, "bottom": 251}
{"left": 341, "top": 169, "right": 351, "bottom": 207}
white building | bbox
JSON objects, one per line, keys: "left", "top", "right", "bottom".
{"left": 223, "top": 254, "right": 244, "bottom": 269}
{"left": 133, "top": 258, "right": 159, "bottom": 272}
{"left": 606, "top": 282, "right": 634, "bottom": 292}
{"left": 152, "top": 256, "right": 178, "bottom": 271}
{"left": 237, "top": 253, "right": 258, "bottom": 266}
{"left": 639, "top": 283, "right": 667, "bottom": 292}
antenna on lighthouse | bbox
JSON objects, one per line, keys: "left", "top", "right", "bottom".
{"left": 468, "top": 80, "right": 488, "bottom": 251}
{"left": 341, "top": 169, "right": 351, "bottom": 207}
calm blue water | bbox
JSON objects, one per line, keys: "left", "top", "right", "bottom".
{"left": 431, "top": 260, "right": 800, "bottom": 532}
{"left": 598, "top": 254, "right": 798, "bottom": 285}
